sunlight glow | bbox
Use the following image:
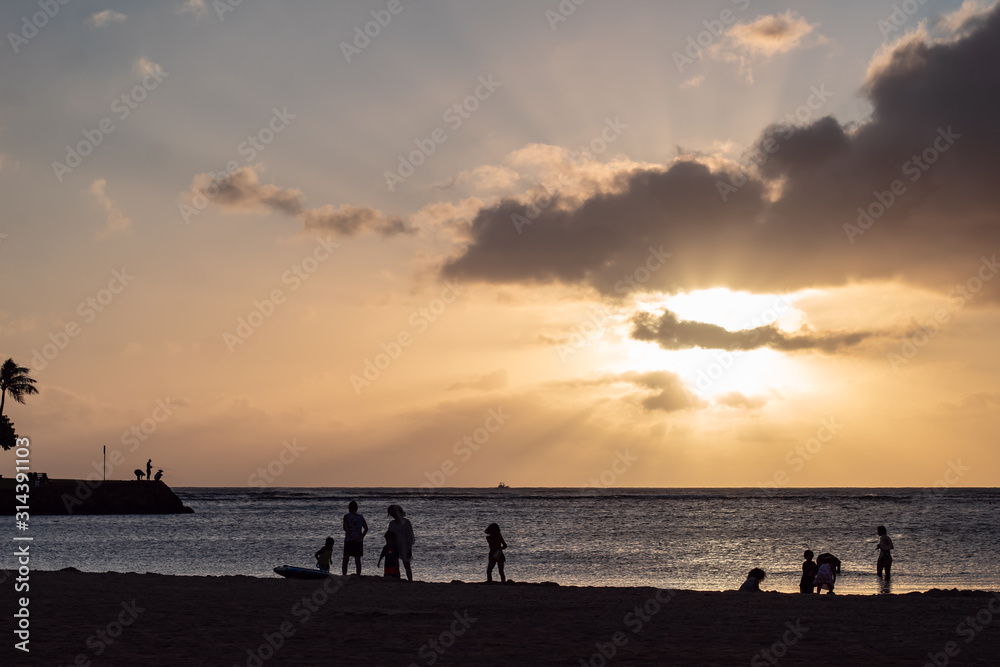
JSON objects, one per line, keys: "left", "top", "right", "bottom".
{"left": 597, "top": 288, "right": 824, "bottom": 399}
{"left": 637, "top": 287, "right": 808, "bottom": 332}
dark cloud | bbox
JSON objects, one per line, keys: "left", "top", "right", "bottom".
{"left": 185, "top": 167, "right": 412, "bottom": 238}
{"left": 631, "top": 309, "right": 874, "bottom": 353}
{"left": 303, "top": 204, "right": 408, "bottom": 237}
{"left": 441, "top": 6, "right": 1000, "bottom": 299}
{"left": 209, "top": 167, "right": 303, "bottom": 216}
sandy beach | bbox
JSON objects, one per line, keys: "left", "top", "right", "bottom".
{"left": 2, "top": 569, "right": 998, "bottom": 666}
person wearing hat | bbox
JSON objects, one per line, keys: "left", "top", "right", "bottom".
{"left": 387, "top": 504, "right": 415, "bottom": 581}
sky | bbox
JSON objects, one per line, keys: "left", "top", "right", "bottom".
{"left": 1, "top": 0, "right": 998, "bottom": 488}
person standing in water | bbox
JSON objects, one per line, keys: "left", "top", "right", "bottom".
{"left": 342, "top": 501, "right": 369, "bottom": 575}
{"left": 876, "top": 525, "right": 894, "bottom": 579}
{"left": 387, "top": 504, "right": 415, "bottom": 581}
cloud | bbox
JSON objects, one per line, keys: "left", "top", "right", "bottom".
{"left": 723, "top": 11, "right": 818, "bottom": 56}
{"left": 936, "top": 0, "right": 993, "bottom": 36}
{"left": 940, "top": 391, "right": 1000, "bottom": 415}
{"left": 447, "top": 369, "right": 509, "bottom": 392}
{"left": 631, "top": 309, "right": 874, "bottom": 353}
{"left": 192, "top": 167, "right": 303, "bottom": 215}
{"left": 181, "top": 166, "right": 411, "bottom": 238}
{"left": 132, "top": 57, "right": 163, "bottom": 78}
{"left": 618, "top": 371, "right": 706, "bottom": 412}
{"left": 433, "top": 165, "right": 522, "bottom": 194}
{"left": 0, "top": 311, "right": 36, "bottom": 335}
{"left": 0, "top": 152, "right": 19, "bottom": 171}
{"left": 178, "top": 0, "right": 208, "bottom": 18}
{"left": 679, "top": 75, "right": 705, "bottom": 89}
{"left": 87, "top": 10, "right": 126, "bottom": 27}
{"left": 440, "top": 7, "right": 1000, "bottom": 302}
{"left": 303, "top": 205, "right": 408, "bottom": 236}
{"left": 711, "top": 11, "right": 823, "bottom": 82}
{"left": 87, "top": 179, "right": 132, "bottom": 238}
{"left": 716, "top": 391, "right": 768, "bottom": 409}
{"left": 549, "top": 370, "right": 706, "bottom": 412}
{"left": 121, "top": 343, "right": 144, "bottom": 356}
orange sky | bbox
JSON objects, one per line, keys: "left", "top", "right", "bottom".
{"left": 2, "top": 0, "right": 999, "bottom": 487}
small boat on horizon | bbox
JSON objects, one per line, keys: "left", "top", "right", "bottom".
{"left": 497, "top": 482, "right": 510, "bottom": 489}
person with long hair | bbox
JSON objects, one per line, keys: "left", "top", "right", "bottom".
{"left": 485, "top": 523, "right": 508, "bottom": 583}
{"left": 387, "top": 504, "right": 415, "bottom": 581}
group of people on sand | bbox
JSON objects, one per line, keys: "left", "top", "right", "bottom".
{"left": 312, "top": 501, "right": 509, "bottom": 582}
{"left": 739, "top": 525, "right": 894, "bottom": 594}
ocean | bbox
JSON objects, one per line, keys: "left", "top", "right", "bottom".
{"left": 21, "top": 487, "right": 1000, "bottom": 595}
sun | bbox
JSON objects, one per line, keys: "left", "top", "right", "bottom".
{"left": 603, "top": 288, "right": 819, "bottom": 399}
{"left": 636, "top": 287, "right": 807, "bottom": 331}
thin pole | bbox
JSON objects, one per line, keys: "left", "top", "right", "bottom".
{"left": 103, "top": 446, "right": 106, "bottom": 481}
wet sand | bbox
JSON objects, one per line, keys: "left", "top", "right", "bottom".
{"left": 3, "top": 569, "right": 999, "bottom": 666}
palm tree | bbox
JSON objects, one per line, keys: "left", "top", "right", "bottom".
{"left": 0, "top": 358, "right": 38, "bottom": 418}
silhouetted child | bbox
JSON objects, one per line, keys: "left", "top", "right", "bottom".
{"left": 738, "top": 567, "right": 766, "bottom": 592}
{"left": 814, "top": 554, "right": 837, "bottom": 594}
{"left": 315, "top": 537, "right": 334, "bottom": 572}
{"left": 817, "top": 552, "right": 842, "bottom": 575}
{"left": 800, "top": 550, "right": 818, "bottom": 594}
{"left": 876, "top": 525, "right": 894, "bottom": 579}
{"left": 485, "top": 523, "right": 507, "bottom": 583}
{"left": 378, "top": 531, "right": 400, "bottom": 578}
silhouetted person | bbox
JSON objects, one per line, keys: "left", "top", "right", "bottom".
{"left": 146, "top": 459, "right": 152, "bottom": 481}
{"left": 154, "top": 469, "right": 163, "bottom": 481}
{"left": 738, "top": 568, "right": 767, "bottom": 592}
{"left": 378, "top": 531, "right": 400, "bottom": 578}
{"left": 817, "top": 552, "right": 841, "bottom": 574}
{"left": 315, "top": 536, "right": 334, "bottom": 573}
{"left": 800, "top": 550, "right": 818, "bottom": 594}
{"left": 134, "top": 468, "right": 144, "bottom": 481}
{"left": 485, "top": 523, "right": 507, "bottom": 583}
{"left": 876, "top": 525, "right": 894, "bottom": 579}
{"left": 387, "top": 504, "right": 415, "bottom": 581}
{"left": 815, "top": 553, "right": 840, "bottom": 594}
{"left": 342, "top": 501, "right": 369, "bottom": 575}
